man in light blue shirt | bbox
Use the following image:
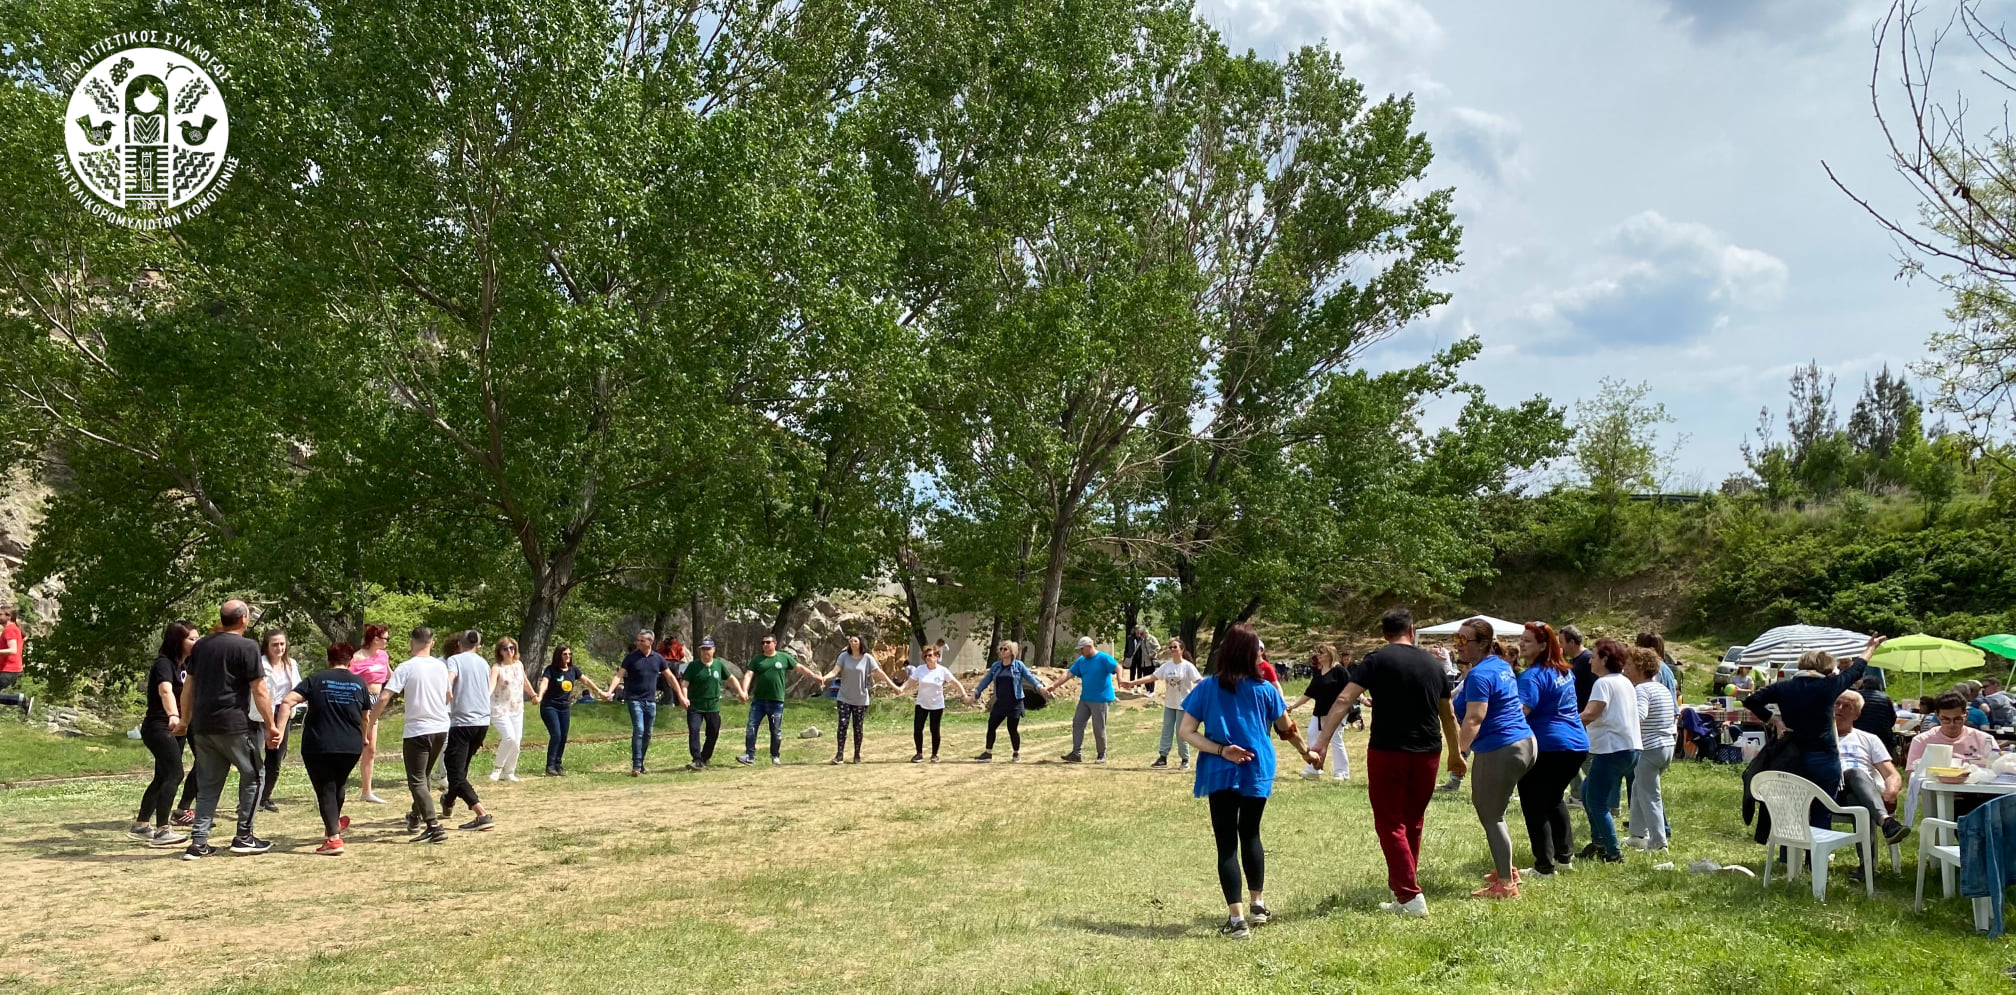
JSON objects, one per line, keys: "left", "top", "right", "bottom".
{"left": 1047, "top": 636, "right": 1120, "bottom": 764}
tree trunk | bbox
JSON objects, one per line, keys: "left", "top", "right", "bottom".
{"left": 894, "top": 543, "right": 929, "bottom": 657}
{"left": 518, "top": 575, "right": 565, "bottom": 677}
{"left": 770, "top": 588, "right": 806, "bottom": 644}
{"left": 1032, "top": 501, "right": 1076, "bottom": 669}
{"left": 691, "top": 590, "right": 704, "bottom": 644}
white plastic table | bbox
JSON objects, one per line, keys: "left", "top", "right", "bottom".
{"left": 1918, "top": 775, "right": 2016, "bottom": 930}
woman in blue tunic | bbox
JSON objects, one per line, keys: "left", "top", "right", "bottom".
{"left": 1179, "top": 624, "right": 1309, "bottom": 938}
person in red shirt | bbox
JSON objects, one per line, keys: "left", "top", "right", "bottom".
{"left": 0, "top": 607, "right": 28, "bottom": 716}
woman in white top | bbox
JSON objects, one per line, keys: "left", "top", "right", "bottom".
{"left": 894, "top": 644, "right": 971, "bottom": 763}
{"left": 1625, "top": 647, "right": 1675, "bottom": 852}
{"left": 1578, "top": 639, "right": 1646, "bottom": 862}
{"left": 258, "top": 629, "right": 302, "bottom": 812}
{"left": 821, "top": 635, "right": 899, "bottom": 764}
{"left": 1121, "top": 637, "right": 1201, "bottom": 771}
{"left": 489, "top": 638, "right": 536, "bottom": 781}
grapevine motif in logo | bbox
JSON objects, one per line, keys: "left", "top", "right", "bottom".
{"left": 58, "top": 35, "right": 236, "bottom": 229}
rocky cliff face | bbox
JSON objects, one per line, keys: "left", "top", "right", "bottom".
{"left": 0, "top": 470, "right": 56, "bottom": 623}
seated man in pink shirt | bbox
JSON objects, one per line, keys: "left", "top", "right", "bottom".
{"left": 1907, "top": 690, "right": 1999, "bottom": 771}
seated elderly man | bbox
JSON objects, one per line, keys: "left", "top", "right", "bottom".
{"left": 1836, "top": 690, "right": 1909, "bottom": 846}
{"left": 1979, "top": 677, "right": 2016, "bottom": 729}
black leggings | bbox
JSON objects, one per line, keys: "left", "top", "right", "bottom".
{"left": 1518, "top": 748, "right": 1587, "bottom": 873}
{"left": 137, "top": 720, "right": 183, "bottom": 825}
{"left": 261, "top": 720, "right": 291, "bottom": 804}
{"left": 177, "top": 743, "right": 200, "bottom": 811}
{"left": 985, "top": 703, "right": 1022, "bottom": 752}
{"left": 1208, "top": 790, "right": 1267, "bottom": 906}
{"left": 913, "top": 706, "right": 943, "bottom": 756}
{"left": 302, "top": 751, "right": 360, "bottom": 837}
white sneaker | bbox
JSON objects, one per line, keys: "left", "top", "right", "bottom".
{"left": 1335, "top": 773, "right": 1351, "bottom": 781}
{"left": 360, "top": 792, "right": 386, "bottom": 804}
{"left": 488, "top": 770, "right": 502, "bottom": 782}
{"left": 1298, "top": 765, "right": 1321, "bottom": 779}
{"left": 1379, "top": 894, "right": 1428, "bottom": 918}
{"left": 1625, "top": 836, "right": 1651, "bottom": 850}
{"left": 505, "top": 773, "right": 520, "bottom": 782}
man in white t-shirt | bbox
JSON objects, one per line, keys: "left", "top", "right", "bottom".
{"left": 1122, "top": 641, "right": 1201, "bottom": 771}
{"left": 1836, "top": 690, "right": 1908, "bottom": 845}
{"left": 372, "top": 627, "right": 455, "bottom": 843}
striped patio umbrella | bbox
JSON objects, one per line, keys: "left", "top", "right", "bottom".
{"left": 1734, "top": 624, "right": 1870, "bottom": 670}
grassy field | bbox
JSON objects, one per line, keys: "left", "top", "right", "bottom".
{"left": 0, "top": 690, "right": 2009, "bottom": 994}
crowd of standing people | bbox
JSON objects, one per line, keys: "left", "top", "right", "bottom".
{"left": 111, "top": 599, "right": 1931, "bottom": 940}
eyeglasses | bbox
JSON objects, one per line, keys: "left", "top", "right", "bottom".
{"left": 1452, "top": 635, "right": 1472, "bottom": 646}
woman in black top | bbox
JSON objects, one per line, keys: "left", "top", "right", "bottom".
{"left": 1288, "top": 646, "right": 1354, "bottom": 780}
{"left": 534, "top": 645, "right": 606, "bottom": 776}
{"left": 1743, "top": 634, "right": 1885, "bottom": 828}
{"left": 279, "top": 643, "right": 373, "bottom": 855}
{"left": 130, "top": 622, "right": 197, "bottom": 847}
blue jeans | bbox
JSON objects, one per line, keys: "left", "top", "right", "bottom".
{"left": 744, "top": 699, "right": 785, "bottom": 759}
{"left": 626, "top": 700, "right": 658, "bottom": 770}
{"left": 1799, "top": 748, "right": 1843, "bottom": 830}
{"left": 540, "top": 705, "right": 570, "bottom": 771}
{"left": 1585, "top": 749, "right": 1639, "bottom": 856}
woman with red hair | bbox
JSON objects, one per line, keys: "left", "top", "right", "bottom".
{"left": 1513, "top": 621, "right": 1588, "bottom": 877}
{"left": 350, "top": 624, "right": 392, "bottom": 804}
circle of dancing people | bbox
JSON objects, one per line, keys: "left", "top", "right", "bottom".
{"left": 120, "top": 601, "right": 1895, "bottom": 940}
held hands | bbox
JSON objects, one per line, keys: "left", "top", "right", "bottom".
{"left": 266, "top": 726, "right": 284, "bottom": 749}
{"left": 1447, "top": 753, "right": 1468, "bottom": 778}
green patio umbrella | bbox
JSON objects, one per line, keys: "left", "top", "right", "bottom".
{"left": 1969, "top": 634, "right": 2016, "bottom": 683}
{"left": 1873, "top": 633, "right": 1987, "bottom": 695}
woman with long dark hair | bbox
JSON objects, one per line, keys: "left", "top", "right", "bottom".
{"left": 350, "top": 624, "right": 392, "bottom": 803}
{"left": 257, "top": 629, "right": 301, "bottom": 812}
{"left": 534, "top": 644, "right": 606, "bottom": 775}
{"left": 822, "top": 634, "right": 899, "bottom": 764}
{"left": 1513, "top": 621, "right": 1587, "bottom": 878}
{"left": 1178, "top": 623, "right": 1309, "bottom": 938}
{"left": 1452, "top": 618, "right": 1536, "bottom": 899}
{"left": 129, "top": 622, "right": 196, "bottom": 847}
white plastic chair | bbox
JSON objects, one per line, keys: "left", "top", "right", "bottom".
{"left": 1753, "top": 771, "right": 1876, "bottom": 901}
{"left": 1915, "top": 817, "right": 1960, "bottom": 911}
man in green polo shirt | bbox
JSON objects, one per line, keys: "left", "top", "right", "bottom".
{"left": 680, "top": 638, "right": 743, "bottom": 770}
{"left": 735, "top": 635, "right": 823, "bottom": 767}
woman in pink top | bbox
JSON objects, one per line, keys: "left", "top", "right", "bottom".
{"left": 349, "top": 624, "right": 393, "bottom": 804}
{"left": 1907, "top": 690, "right": 1999, "bottom": 770}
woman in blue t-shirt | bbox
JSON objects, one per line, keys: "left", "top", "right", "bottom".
{"left": 1178, "top": 624, "right": 1309, "bottom": 939}
{"left": 1513, "top": 621, "right": 1589, "bottom": 877}
{"left": 1453, "top": 618, "right": 1536, "bottom": 899}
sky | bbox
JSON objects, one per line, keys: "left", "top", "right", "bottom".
{"left": 1192, "top": 0, "right": 1967, "bottom": 486}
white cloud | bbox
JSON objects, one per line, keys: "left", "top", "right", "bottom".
{"left": 1437, "top": 106, "right": 1524, "bottom": 185}
{"left": 1648, "top": 0, "right": 1887, "bottom": 45}
{"left": 1528, "top": 211, "right": 1789, "bottom": 346}
{"left": 1196, "top": 0, "right": 1442, "bottom": 67}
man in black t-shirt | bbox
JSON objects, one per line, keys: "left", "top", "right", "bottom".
{"left": 171, "top": 600, "right": 276, "bottom": 860}
{"left": 1305, "top": 607, "right": 1460, "bottom": 918}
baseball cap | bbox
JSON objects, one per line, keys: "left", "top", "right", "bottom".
{"left": 1076, "top": 636, "right": 1096, "bottom": 650}
{"left": 699, "top": 638, "right": 714, "bottom": 648}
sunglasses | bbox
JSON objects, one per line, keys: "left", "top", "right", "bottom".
{"left": 1452, "top": 635, "right": 1472, "bottom": 646}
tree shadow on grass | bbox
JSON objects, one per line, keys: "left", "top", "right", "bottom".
{"left": 1053, "top": 915, "right": 1201, "bottom": 939}
{"left": 8, "top": 839, "right": 164, "bottom": 863}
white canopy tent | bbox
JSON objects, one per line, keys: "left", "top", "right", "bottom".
{"left": 1416, "top": 615, "right": 1526, "bottom": 638}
